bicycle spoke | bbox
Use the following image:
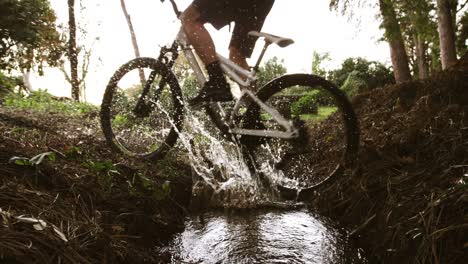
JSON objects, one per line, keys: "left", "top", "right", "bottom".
{"left": 101, "top": 58, "right": 183, "bottom": 159}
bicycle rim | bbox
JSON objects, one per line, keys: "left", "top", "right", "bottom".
{"left": 100, "top": 57, "right": 183, "bottom": 159}
{"left": 242, "top": 74, "right": 359, "bottom": 193}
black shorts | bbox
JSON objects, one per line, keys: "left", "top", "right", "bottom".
{"left": 192, "top": 0, "right": 275, "bottom": 57}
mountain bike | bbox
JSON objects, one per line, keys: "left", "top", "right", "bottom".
{"left": 100, "top": 0, "right": 359, "bottom": 197}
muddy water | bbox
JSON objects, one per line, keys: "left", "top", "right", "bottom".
{"left": 168, "top": 209, "right": 366, "bottom": 263}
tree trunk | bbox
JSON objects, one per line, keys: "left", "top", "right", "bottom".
{"left": 22, "top": 70, "right": 33, "bottom": 92}
{"left": 414, "top": 34, "right": 429, "bottom": 79}
{"left": 379, "top": 0, "right": 412, "bottom": 83}
{"left": 120, "top": 0, "right": 145, "bottom": 85}
{"left": 68, "top": 0, "right": 79, "bottom": 101}
{"left": 437, "top": 0, "right": 457, "bottom": 69}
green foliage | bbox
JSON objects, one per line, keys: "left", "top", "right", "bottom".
{"left": 182, "top": 74, "right": 198, "bottom": 99}
{"left": 300, "top": 106, "right": 338, "bottom": 122}
{"left": 3, "top": 89, "right": 97, "bottom": 115}
{"left": 173, "top": 53, "right": 198, "bottom": 98}
{"left": 340, "top": 71, "right": 368, "bottom": 98}
{"left": 290, "top": 88, "right": 337, "bottom": 116}
{"left": 256, "top": 57, "right": 287, "bottom": 88}
{"left": 311, "top": 51, "right": 331, "bottom": 77}
{"left": 329, "top": 57, "right": 394, "bottom": 93}
{"left": 0, "top": 72, "right": 22, "bottom": 97}
{"left": 87, "top": 160, "right": 119, "bottom": 192}
{"left": 64, "top": 146, "right": 84, "bottom": 159}
{"left": 111, "top": 114, "right": 130, "bottom": 128}
{"left": 0, "top": 0, "right": 64, "bottom": 72}
{"left": 129, "top": 174, "right": 172, "bottom": 201}
{"left": 291, "top": 92, "right": 319, "bottom": 116}
{"left": 154, "top": 180, "right": 171, "bottom": 201}
{"left": 87, "top": 160, "right": 117, "bottom": 174}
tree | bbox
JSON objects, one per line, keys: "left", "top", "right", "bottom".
{"left": 378, "top": 0, "right": 412, "bottom": 83}
{"left": 120, "top": 0, "right": 145, "bottom": 85}
{"left": 329, "top": 57, "right": 394, "bottom": 90}
{"left": 311, "top": 51, "right": 331, "bottom": 77}
{"left": 59, "top": 47, "right": 92, "bottom": 100}
{"left": 436, "top": 0, "right": 458, "bottom": 68}
{"left": 330, "top": 0, "right": 412, "bottom": 83}
{"left": 256, "top": 57, "right": 287, "bottom": 88}
{"left": 399, "top": 0, "right": 433, "bottom": 78}
{"left": 68, "top": 0, "right": 80, "bottom": 101}
{"left": 0, "top": 0, "right": 63, "bottom": 72}
{"left": 394, "top": 0, "right": 437, "bottom": 79}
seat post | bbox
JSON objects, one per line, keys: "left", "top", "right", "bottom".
{"left": 253, "top": 41, "right": 271, "bottom": 72}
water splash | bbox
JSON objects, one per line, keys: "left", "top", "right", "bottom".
{"left": 155, "top": 99, "right": 289, "bottom": 208}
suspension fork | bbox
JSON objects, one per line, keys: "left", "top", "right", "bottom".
{"left": 134, "top": 42, "right": 180, "bottom": 116}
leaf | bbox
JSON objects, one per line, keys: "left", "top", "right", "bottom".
{"left": 14, "top": 159, "right": 33, "bottom": 166}
{"left": 52, "top": 224, "right": 68, "bottom": 242}
{"left": 33, "top": 221, "right": 47, "bottom": 231}
{"left": 9, "top": 156, "right": 33, "bottom": 166}
{"left": 30, "top": 151, "right": 54, "bottom": 165}
{"left": 140, "top": 175, "right": 153, "bottom": 189}
{"left": 16, "top": 216, "right": 47, "bottom": 230}
{"left": 47, "top": 152, "right": 56, "bottom": 161}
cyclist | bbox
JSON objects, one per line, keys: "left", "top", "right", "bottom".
{"left": 180, "top": 0, "right": 275, "bottom": 107}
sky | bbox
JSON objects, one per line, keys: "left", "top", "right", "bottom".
{"left": 31, "top": 0, "right": 390, "bottom": 104}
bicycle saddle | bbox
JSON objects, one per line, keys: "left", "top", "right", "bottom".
{"left": 248, "top": 31, "right": 294, "bottom": 48}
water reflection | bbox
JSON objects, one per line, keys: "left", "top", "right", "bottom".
{"left": 169, "top": 209, "right": 365, "bottom": 263}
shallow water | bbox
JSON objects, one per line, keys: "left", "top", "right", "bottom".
{"left": 168, "top": 209, "right": 366, "bottom": 264}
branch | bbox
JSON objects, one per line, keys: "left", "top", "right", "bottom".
{"left": 457, "top": 0, "right": 468, "bottom": 12}
{"left": 78, "top": 48, "right": 92, "bottom": 86}
{"left": 59, "top": 61, "right": 72, "bottom": 84}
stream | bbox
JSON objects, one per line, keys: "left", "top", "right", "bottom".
{"left": 166, "top": 209, "right": 366, "bottom": 263}
{"left": 160, "top": 111, "right": 366, "bottom": 263}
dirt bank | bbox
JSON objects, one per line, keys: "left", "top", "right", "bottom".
{"left": 311, "top": 55, "right": 467, "bottom": 263}
{"left": 0, "top": 108, "right": 192, "bottom": 263}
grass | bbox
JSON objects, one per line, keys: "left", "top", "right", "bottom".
{"left": 111, "top": 113, "right": 130, "bottom": 128}
{"left": 259, "top": 106, "right": 337, "bottom": 123}
{"left": 299, "top": 106, "right": 337, "bottom": 122}
{"left": 3, "top": 89, "right": 97, "bottom": 115}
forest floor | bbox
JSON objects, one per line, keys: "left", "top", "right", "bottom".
{"left": 0, "top": 55, "right": 467, "bottom": 263}
{"left": 310, "top": 54, "right": 467, "bottom": 263}
{"left": 0, "top": 98, "right": 193, "bottom": 263}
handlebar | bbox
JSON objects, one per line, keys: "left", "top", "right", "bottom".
{"left": 161, "top": 0, "right": 181, "bottom": 18}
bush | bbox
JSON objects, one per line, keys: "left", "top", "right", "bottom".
{"left": 329, "top": 57, "right": 394, "bottom": 91}
{"left": 340, "top": 71, "right": 367, "bottom": 98}
{"left": 0, "top": 72, "right": 22, "bottom": 97}
{"left": 291, "top": 92, "right": 319, "bottom": 116}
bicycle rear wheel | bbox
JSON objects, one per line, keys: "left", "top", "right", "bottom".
{"left": 100, "top": 57, "right": 184, "bottom": 160}
{"left": 241, "top": 74, "right": 359, "bottom": 195}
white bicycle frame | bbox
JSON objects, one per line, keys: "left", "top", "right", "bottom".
{"left": 175, "top": 29, "right": 298, "bottom": 139}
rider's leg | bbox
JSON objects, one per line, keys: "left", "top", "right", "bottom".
{"left": 229, "top": 46, "right": 249, "bottom": 71}
{"left": 229, "top": 46, "right": 256, "bottom": 96}
{"left": 180, "top": 5, "right": 216, "bottom": 65}
{"left": 180, "top": 5, "right": 232, "bottom": 106}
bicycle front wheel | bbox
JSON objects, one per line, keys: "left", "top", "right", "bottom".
{"left": 100, "top": 57, "right": 184, "bottom": 160}
{"left": 242, "top": 74, "right": 359, "bottom": 194}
